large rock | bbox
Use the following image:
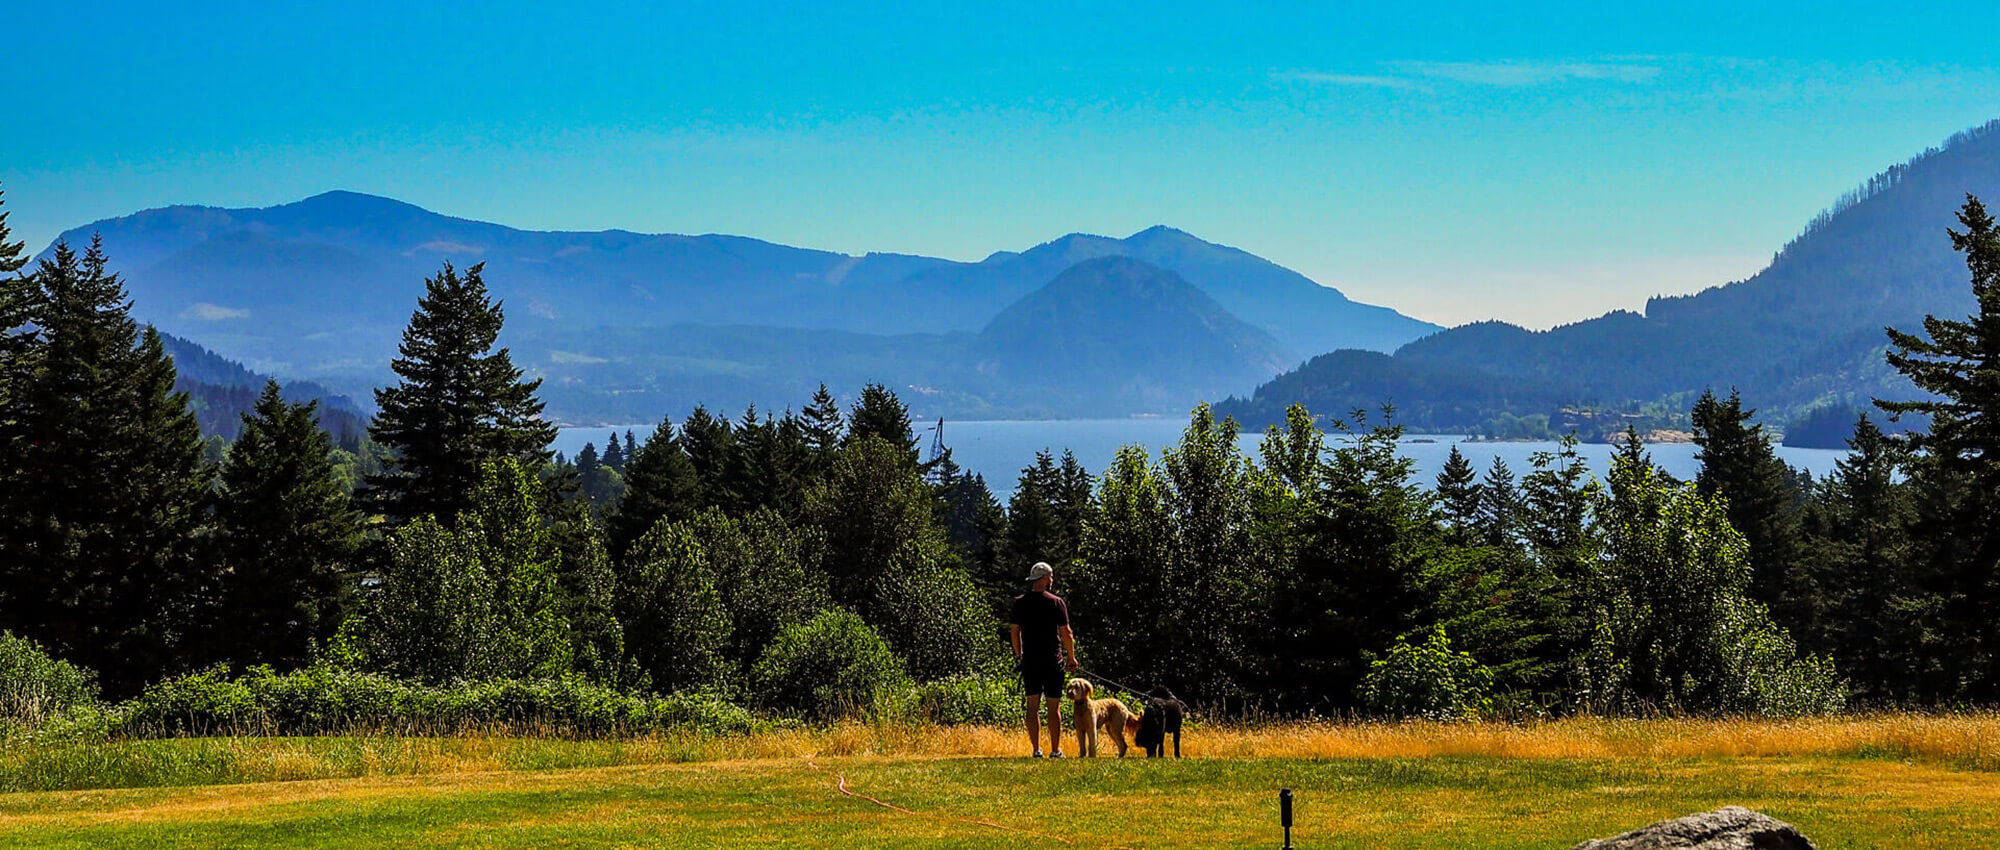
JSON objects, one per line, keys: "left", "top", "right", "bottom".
{"left": 1573, "top": 806, "right": 1817, "bottom": 849}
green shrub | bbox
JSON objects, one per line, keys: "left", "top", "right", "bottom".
{"left": 911, "top": 670, "right": 1020, "bottom": 725}
{"left": 1360, "top": 626, "right": 1495, "bottom": 720}
{"left": 112, "top": 665, "right": 755, "bottom": 737}
{"left": 752, "top": 609, "right": 908, "bottom": 720}
{"left": 0, "top": 632, "right": 99, "bottom": 725}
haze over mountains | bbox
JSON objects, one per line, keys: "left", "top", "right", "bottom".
{"left": 41, "top": 119, "right": 2000, "bottom": 435}
{"left": 44, "top": 193, "right": 1439, "bottom": 423}
{"left": 1222, "top": 120, "right": 2000, "bottom": 443}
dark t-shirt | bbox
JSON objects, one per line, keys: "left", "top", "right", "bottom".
{"left": 1008, "top": 589, "right": 1071, "bottom": 663}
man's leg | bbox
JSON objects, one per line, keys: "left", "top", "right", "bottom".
{"left": 1023, "top": 694, "right": 1042, "bottom": 755}
{"left": 1044, "top": 696, "right": 1064, "bottom": 755}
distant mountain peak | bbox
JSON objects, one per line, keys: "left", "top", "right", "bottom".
{"left": 1127, "top": 224, "right": 1196, "bottom": 241}
{"left": 973, "top": 256, "right": 1294, "bottom": 408}
{"left": 280, "top": 189, "right": 431, "bottom": 215}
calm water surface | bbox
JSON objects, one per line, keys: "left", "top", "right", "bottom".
{"left": 556, "top": 419, "right": 1852, "bottom": 500}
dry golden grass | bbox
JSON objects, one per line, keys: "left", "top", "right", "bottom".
{"left": 10, "top": 751, "right": 2000, "bottom": 848}
{"left": 1177, "top": 714, "right": 2000, "bottom": 765}
{"left": 11, "top": 716, "right": 2000, "bottom": 847}
{"left": 689, "top": 712, "right": 2000, "bottom": 767}
{"left": 11, "top": 713, "right": 2000, "bottom": 795}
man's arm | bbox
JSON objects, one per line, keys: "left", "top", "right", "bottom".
{"left": 1010, "top": 624, "right": 1023, "bottom": 663}
{"left": 1059, "top": 625, "right": 1077, "bottom": 670}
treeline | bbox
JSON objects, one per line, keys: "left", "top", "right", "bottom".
{"left": 0, "top": 185, "right": 1005, "bottom": 721}
{"left": 5, "top": 184, "right": 2000, "bottom": 723}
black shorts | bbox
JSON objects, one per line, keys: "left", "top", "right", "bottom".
{"left": 1020, "top": 657, "right": 1066, "bottom": 699}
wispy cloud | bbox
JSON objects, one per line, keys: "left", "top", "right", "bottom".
{"left": 180, "top": 302, "right": 248, "bottom": 321}
{"left": 1387, "top": 60, "right": 1661, "bottom": 86}
{"left": 1279, "top": 58, "right": 1662, "bottom": 91}
{"left": 406, "top": 240, "right": 484, "bottom": 256}
{"left": 1274, "top": 71, "right": 1419, "bottom": 90}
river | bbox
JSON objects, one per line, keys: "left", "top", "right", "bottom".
{"left": 555, "top": 419, "right": 1852, "bottom": 500}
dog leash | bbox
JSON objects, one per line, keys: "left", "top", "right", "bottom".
{"left": 1074, "top": 666, "right": 1177, "bottom": 704}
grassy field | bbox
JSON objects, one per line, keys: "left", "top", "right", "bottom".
{"left": 6, "top": 717, "right": 2000, "bottom": 847}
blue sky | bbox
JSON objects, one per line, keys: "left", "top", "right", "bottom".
{"left": 10, "top": 1, "right": 2000, "bottom": 327}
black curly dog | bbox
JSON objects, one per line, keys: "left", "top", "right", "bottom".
{"left": 1130, "top": 697, "right": 1184, "bottom": 758}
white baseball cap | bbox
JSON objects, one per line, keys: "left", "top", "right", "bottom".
{"left": 1023, "top": 562, "right": 1053, "bottom": 582}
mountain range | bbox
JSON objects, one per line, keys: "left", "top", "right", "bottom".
{"left": 1221, "top": 120, "right": 2000, "bottom": 445}
{"left": 48, "top": 118, "right": 2000, "bottom": 436}
{"left": 43, "top": 193, "right": 1440, "bottom": 423}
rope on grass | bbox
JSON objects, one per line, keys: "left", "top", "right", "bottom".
{"left": 805, "top": 758, "right": 1074, "bottom": 845}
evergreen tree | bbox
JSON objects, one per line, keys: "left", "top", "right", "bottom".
{"left": 1, "top": 183, "right": 41, "bottom": 433}
{"left": 730, "top": 408, "right": 808, "bottom": 518}
{"left": 1002, "top": 451, "right": 1061, "bottom": 573}
{"left": 210, "top": 382, "right": 361, "bottom": 669}
{"left": 1476, "top": 457, "right": 1521, "bottom": 548}
{"left": 0, "top": 182, "right": 25, "bottom": 275}
{"left": 1517, "top": 434, "right": 1601, "bottom": 692}
{"left": 1435, "top": 445, "right": 1482, "bottom": 542}
{"left": 367, "top": 262, "right": 555, "bottom": 523}
{"left": 1520, "top": 434, "right": 1599, "bottom": 583}
{"left": 602, "top": 431, "right": 625, "bottom": 471}
{"left": 679, "top": 405, "right": 735, "bottom": 509}
{"left": 0, "top": 184, "right": 35, "bottom": 415}
{"left": 1876, "top": 193, "right": 2000, "bottom": 700}
{"left": 1691, "top": 389, "right": 1812, "bottom": 636}
{"left": 801, "top": 383, "right": 845, "bottom": 470}
{"left": 571, "top": 440, "right": 624, "bottom": 507}
{"left": 1000, "top": 449, "right": 1098, "bottom": 596}
{"left": 846, "top": 383, "right": 918, "bottom": 465}
{"left": 804, "top": 436, "right": 989, "bottom": 679}
{"left": 938, "top": 454, "right": 1009, "bottom": 613}
{"left": 609, "top": 415, "right": 701, "bottom": 559}
{"left": 0, "top": 238, "right": 210, "bottom": 694}
{"left": 1803, "top": 416, "right": 1928, "bottom": 701}
{"left": 623, "top": 430, "right": 638, "bottom": 467}
{"left": 1265, "top": 411, "right": 1431, "bottom": 712}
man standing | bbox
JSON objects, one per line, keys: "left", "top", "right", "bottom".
{"left": 1009, "top": 561, "right": 1077, "bottom": 758}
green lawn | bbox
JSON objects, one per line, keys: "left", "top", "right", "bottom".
{"left": 3, "top": 753, "right": 1998, "bottom": 847}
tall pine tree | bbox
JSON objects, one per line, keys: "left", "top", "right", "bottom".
{"left": 0, "top": 182, "right": 24, "bottom": 275}
{"left": 1877, "top": 194, "right": 2000, "bottom": 700}
{"left": 846, "top": 383, "right": 918, "bottom": 466}
{"left": 367, "top": 262, "right": 555, "bottom": 523}
{"left": 609, "top": 415, "right": 701, "bottom": 559}
{"left": 0, "top": 182, "right": 34, "bottom": 415}
{"left": 679, "top": 405, "right": 735, "bottom": 510}
{"left": 801, "top": 383, "right": 845, "bottom": 470}
{"left": 211, "top": 382, "right": 361, "bottom": 669}
{"left": 1435, "top": 445, "right": 1482, "bottom": 542}
{"left": 1803, "top": 416, "right": 1926, "bottom": 701}
{"left": 1691, "top": 388, "right": 1812, "bottom": 637}
{"left": 602, "top": 431, "right": 625, "bottom": 471}
{"left": 0, "top": 238, "right": 210, "bottom": 694}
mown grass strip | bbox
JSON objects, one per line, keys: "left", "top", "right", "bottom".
{"left": 3, "top": 755, "right": 1999, "bottom": 848}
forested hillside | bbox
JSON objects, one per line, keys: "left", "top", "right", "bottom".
{"left": 159, "top": 331, "right": 368, "bottom": 442}
{"left": 1227, "top": 120, "right": 2000, "bottom": 436}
